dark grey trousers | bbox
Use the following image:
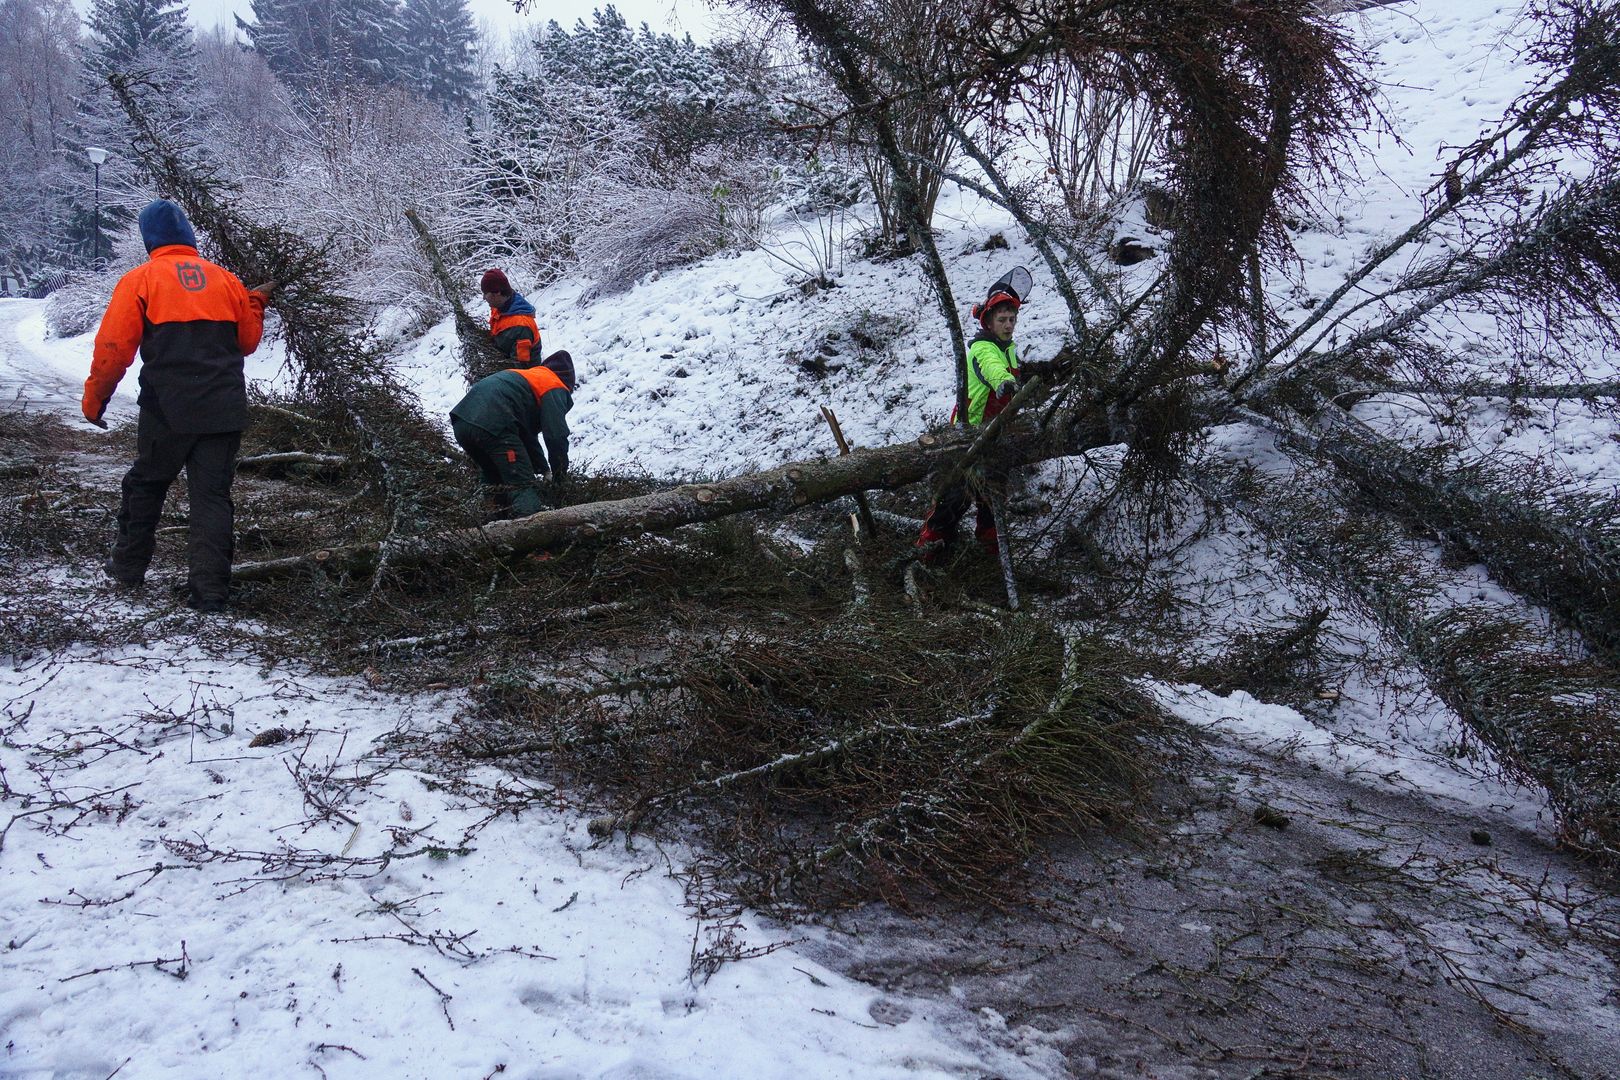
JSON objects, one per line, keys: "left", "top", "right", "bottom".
{"left": 450, "top": 415, "right": 546, "bottom": 518}
{"left": 109, "top": 408, "right": 241, "bottom": 607}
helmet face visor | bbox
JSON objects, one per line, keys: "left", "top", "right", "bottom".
{"left": 990, "top": 266, "right": 1034, "bottom": 304}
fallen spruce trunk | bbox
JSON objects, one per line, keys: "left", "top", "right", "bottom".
{"left": 404, "top": 208, "right": 505, "bottom": 381}
{"left": 232, "top": 421, "right": 1090, "bottom": 582}
{"left": 1206, "top": 424, "right": 1620, "bottom": 864}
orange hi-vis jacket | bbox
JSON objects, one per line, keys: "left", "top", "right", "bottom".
{"left": 84, "top": 244, "right": 267, "bottom": 434}
{"left": 489, "top": 305, "right": 540, "bottom": 366}
{"left": 510, "top": 362, "right": 567, "bottom": 403}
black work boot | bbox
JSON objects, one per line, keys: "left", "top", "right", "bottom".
{"left": 103, "top": 558, "right": 145, "bottom": 589}
{"left": 186, "top": 591, "right": 229, "bottom": 614}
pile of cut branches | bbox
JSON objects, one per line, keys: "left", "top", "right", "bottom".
{"left": 466, "top": 610, "right": 1184, "bottom": 910}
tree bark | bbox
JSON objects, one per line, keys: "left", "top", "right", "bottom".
{"left": 1359, "top": 380, "right": 1620, "bottom": 401}
{"left": 403, "top": 208, "right": 503, "bottom": 381}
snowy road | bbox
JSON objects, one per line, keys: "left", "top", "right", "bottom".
{"left": 0, "top": 299, "right": 111, "bottom": 424}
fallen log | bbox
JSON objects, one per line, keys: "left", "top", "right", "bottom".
{"left": 1348, "top": 379, "right": 1620, "bottom": 402}
{"left": 232, "top": 415, "right": 1098, "bottom": 583}
{"left": 1240, "top": 404, "right": 1620, "bottom": 664}
{"left": 1199, "top": 459, "right": 1620, "bottom": 866}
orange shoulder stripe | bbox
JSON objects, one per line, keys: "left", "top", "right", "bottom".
{"left": 511, "top": 364, "right": 566, "bottom": 403}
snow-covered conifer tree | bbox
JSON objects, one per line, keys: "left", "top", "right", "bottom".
{"left": 0, "top": 0, "right": 82, "bottom": 288}
{"left": 528, "top": 6, "right": 766, "bottom": 165}
{"left": 239, "top": 0, "right": 406, "bottom": 95}
{"left": 83, "top": 0, "right": 193, "bottom": 83}
{"left": 66, "top": 0, "right": 198, "bottom": 265}
{"left": 398, "top": 0, "right": 478, "bottom": 110}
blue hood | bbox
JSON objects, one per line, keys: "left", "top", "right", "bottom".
{"left": 138, "top": 199, "right": 197, "bottom": 252}
{"left": 500, "top": 291, "right": 536, "bottom": 317}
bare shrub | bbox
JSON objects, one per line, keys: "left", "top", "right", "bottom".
{"left": 758, "top": 205, "right": 859, "bottom": 288}
{"left": 573, "top": 150, "right": 777, "bottom": 296}
{"left": 574, "top": 186, "right": 726, "bottom": 296}
{"left": 1029, "top": 52, "right": 1167, "bottom": 219}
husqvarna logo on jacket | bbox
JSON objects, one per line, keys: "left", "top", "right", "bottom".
{"left": 176, "top": 262, "right": 208, "bottom": 291}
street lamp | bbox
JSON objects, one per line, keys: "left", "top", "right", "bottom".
{"left": 86, "top": 146, "right": 108, "bottom": 267}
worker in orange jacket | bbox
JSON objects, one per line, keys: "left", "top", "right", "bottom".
{"left": 82, "top": 199, "right": 272, "bottom": 613}
{"left": 479, "top": 268, "right": 540, "bottom": 370}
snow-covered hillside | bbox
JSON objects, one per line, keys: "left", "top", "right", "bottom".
{"left": 5, "top": 2, "right": 1620, "bottom": 1079}
{"left": 380, "top": 2, "right": 1603, "bottom": 481}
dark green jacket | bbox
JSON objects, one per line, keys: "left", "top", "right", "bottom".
{"left": 450, "top": 370, "right": 572, "bottom": 478}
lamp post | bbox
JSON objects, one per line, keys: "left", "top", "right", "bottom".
{"left": 86, "top": 146, "right": 108, "bottom": 267}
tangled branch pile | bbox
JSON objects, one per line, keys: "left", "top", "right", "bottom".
{"left": 469, "top": 610, "right": 1182, "bottom": 909}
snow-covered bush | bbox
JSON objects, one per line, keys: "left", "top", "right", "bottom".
{"left": 782, "top": 152, "right": 870, "bottom": 215}
{"left": 572, "top": 144, "right": 778, "bottom": 294}
{"left": 43, "top": 239, "right": 142, "bottom": 338}
{"left": 456, "top": 78, "right": 646, "bottom": 286}
{"left": 243, "top": 84, "right": 462, "bottom": 310}
{"left": 704, "top": 150, "right": 778, "bottom": 249}
{"left": 574, "top": 183, "right": 729, "bottom": 295}
{"left": 43, "top": 273, "right": 113, "bottom": 339}
{"left": 452, "top": 10, "right": 841, "bottom": 291}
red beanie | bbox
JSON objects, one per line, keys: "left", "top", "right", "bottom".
{"left": 480, "top": 268, "right": 511, "bottom": 294}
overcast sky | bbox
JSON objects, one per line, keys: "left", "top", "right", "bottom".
{"left": 177, "top": 0, "right": 717, "bottom": 41}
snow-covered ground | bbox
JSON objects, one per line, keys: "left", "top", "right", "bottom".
{"left": 0, "top": 637, "right": 1064, "bottom": 1079}
{"left": 5, "top": 1, "right": 1620, "bottom": 1077}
